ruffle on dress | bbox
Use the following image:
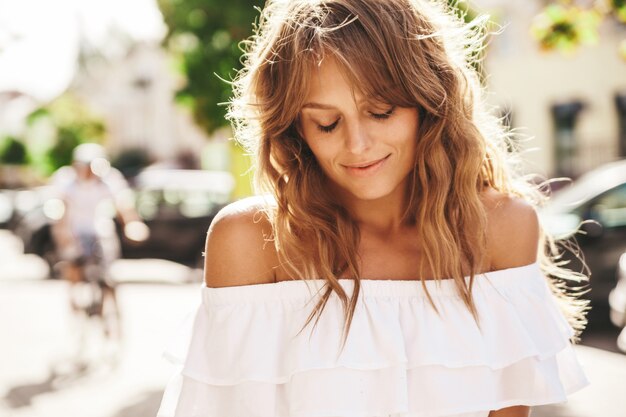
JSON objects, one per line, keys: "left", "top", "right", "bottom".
{"left": 157, "top": 262, "right": 589, "bottom": 417}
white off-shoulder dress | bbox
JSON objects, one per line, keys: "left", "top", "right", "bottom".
{"left": 157, "top": 262, "right": 589, "bottom": 417}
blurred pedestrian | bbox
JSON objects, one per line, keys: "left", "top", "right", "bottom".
{"left": 50, "top": 143, "right": 149, "bottom": 342}
{"left": 158, "top": 1, "right": 591, "bottom": 417}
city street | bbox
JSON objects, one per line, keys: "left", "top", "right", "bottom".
{"left": 0, "top": 230, "right": 200, "bottom": 417}
{"left": 1, "top": 230, "right": 625, "bottom": 417}
{"left": 1, "top": 0, "right": 625, "bottom": 415}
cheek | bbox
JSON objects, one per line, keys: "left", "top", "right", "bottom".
{"left": 393, "top": 115, "right": 419, "bottom": 152}
{"left": 304, "top": 136, "right": 333, "bottom": 163}
{"left": 308, "top": 144, "right": 335, "bottom": 170}
{"left": 299, "top": 127, "right": 331, "bottom": 166}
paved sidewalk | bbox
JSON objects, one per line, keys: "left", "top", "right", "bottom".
{"left": 0, "top": 279, "right": 624, "bottom": 417}
{"left": 0, "top": 280, "right": 199, "bottom": 417}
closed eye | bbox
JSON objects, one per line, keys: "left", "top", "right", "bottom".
{"left": 317, "top": 119, "right": 339, "bottom": 133}
{"left": 370, "top": 106, "right": 396, "bottom": 120}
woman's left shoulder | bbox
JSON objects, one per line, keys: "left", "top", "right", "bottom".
{"left": 480, "top": 188, "right": 540, "bottom": 271}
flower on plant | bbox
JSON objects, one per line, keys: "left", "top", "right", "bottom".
{"left": 530, "top": 4, "right": 602, "bottom": 54}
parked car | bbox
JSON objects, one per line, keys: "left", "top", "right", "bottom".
{"left": 13, "top": 168, "right": 235, "bottom": 275}
{"left": 118, "top": 168, "right": 234, "bottom": 265}
{"left": 0, "top": 186, "right": 55, "bottom": 231}
{"left": 540, "top": 159, "right": 626, "bottom": 328}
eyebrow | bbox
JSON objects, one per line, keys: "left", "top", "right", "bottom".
{"left": 302, "top": 95, "right": 384, "bottom": 110}
{"left": 301, "top": 102, "right": 337, "bottom": 110}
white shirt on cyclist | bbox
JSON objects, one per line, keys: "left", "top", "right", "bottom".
{"left": 61, "top": 176, "right": 116, "bottom": 236}
{"left": 50, "top": 164, "right": 132, "bottom": 237}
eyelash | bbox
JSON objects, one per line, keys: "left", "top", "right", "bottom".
{"left": 371, "top": 106, "right": 397, "bottom": 120}
{"left": 316, "top": 106, "right": 396, "bottom": 133}
{"left": 318, "top": 121, "right": 339, "bottom": 133}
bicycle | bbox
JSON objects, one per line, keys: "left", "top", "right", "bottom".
{"left": 64, "top": 232, "right": 123, "bottom": 366}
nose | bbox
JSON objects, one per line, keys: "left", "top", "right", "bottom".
{"left": 345, "top": 121, "right": 372, "bottom": 155}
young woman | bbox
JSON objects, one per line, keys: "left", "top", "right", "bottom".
{"left": 158, "top": 1, "right": 590, "bottom": 416}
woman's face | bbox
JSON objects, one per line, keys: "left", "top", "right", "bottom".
{"left": 298, "top": 58, "right": 419, "bottom": 203}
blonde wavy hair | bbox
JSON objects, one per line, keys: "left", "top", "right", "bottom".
{"left": 227, "top": 0, "right": 589, "bottom": 349}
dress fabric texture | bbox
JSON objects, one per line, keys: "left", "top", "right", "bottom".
{"left": 157, "top": 262, "right": 589, "bottom": 417}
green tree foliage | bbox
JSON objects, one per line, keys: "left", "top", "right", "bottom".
{"left": 0, "top": 136, "right": 29, "bottom": 165}
{"left": 448, "top": 0, "right": 478, "bottom": 23}
{"left": 157, "top": 0, "right": 264, "bottom": 134}
{"left": 26, "top": 94, "right": 106, "bottom": 175}
{"left": 532, "top": 0, "right": 626, "bottom": 58}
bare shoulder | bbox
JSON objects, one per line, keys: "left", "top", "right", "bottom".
{"left": 203, "top": 195, "right": 279, "bottom": 288}
{"left": 480, "top": 188, "right": 540, "bottom": 271}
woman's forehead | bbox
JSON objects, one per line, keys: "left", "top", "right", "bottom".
{"left": 302, "top": 55, "right": 386, "bottom": 106}
{"left": 305, "top": 57, "right": 350, "bottom": 95}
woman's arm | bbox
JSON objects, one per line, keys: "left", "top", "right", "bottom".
{"left": 489, "top": 405, "right": 531, "bottom": 417}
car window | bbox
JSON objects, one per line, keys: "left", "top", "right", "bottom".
{"left": 545, "top": 161, "right": 626, "bottom": 215}
{"left": 548, "top": 177, "right": 598, "bottom": 213}
{"left": 135, "top": 190, "right": 160, "bottom": 220}
{"left": 589, "top": 184, "right": 626, "bottom": 228}
{"left": 179, "top": 191, "right": 216, "bottom": 218}
{"left": 135, "top": 188, "right": 217, "bottom": 220}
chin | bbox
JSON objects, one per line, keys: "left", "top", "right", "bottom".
{"left": 344, "top": 185, "right": 398, "bottom": 202}
{"left": 327, "top": 176, "right": 407, "bottom": 203}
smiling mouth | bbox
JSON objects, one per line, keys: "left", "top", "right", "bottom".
{"left": 342, "top": 154, "right": 391, "bottom": 175}
{"left": 344, "top": 155, "right": 390, "bottom": 168}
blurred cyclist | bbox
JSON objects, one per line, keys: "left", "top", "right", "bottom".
{"left": 49, "top": 143, "right": 149, "bottom": 342}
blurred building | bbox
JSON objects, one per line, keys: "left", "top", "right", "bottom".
{"left": 71, "top": 42, "right": 210, "bottom": 165}
{"left": 0, "top": 0, "right": 215, "bottom": 172}
{"left": 477, "top": 0, "right": 626, "bottom": 178}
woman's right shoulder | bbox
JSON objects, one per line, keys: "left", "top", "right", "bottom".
{"left": 203, "top": 195, "right": 279, "bottom": 288}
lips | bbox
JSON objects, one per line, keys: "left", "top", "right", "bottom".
{"left": 342, "top": 154, "right": 391, "bottom": 176}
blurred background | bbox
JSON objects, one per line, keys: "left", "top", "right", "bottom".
{"left": 0, "top": 0, "right": 625, "bottom": 416}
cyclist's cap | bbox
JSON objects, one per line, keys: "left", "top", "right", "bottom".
{"left": 73, "top": 143, "right": 107, "bottom": 164}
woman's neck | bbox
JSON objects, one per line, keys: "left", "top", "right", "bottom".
{"left": 339, "top": 182, "right": 412, "bottom": 235}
